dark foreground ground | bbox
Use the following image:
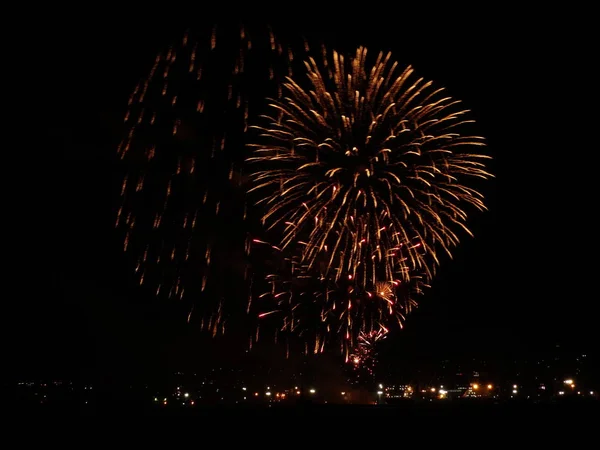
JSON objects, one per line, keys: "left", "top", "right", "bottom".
{"left": 12, "top": 398, "right": 598, "bottom": 419}
{"left": 9, "top": 401, "right": 597, "bottom": 443}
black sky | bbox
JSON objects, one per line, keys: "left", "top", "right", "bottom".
{"left": 25, "top": 12, "right": 597, "bottom": 381}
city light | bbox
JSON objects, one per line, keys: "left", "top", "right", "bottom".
{"left": 16, "top": 348, "right": 598, "bottom": 411}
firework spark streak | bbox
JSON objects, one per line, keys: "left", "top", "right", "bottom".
{"left": 248, "top": 46, "right": 492, "bottom": 293}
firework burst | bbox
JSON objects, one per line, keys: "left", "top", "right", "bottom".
{"left": 114, "top": 25, "right": 294, "bottom": 333}
{"left": 248, "top": 46, "right": 492, "bottom": 293}
{"left": 348, "top": 328, "right": 389, "bottom": 381}
{"left": 249, "top": 238, "right": 427, "bottom": 358}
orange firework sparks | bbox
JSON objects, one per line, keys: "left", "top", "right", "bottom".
{"left": 248, "top": 238, "right": 425, "bottom": 356}
{"left": 247, "top": 46, "right": 492, "bottom": 291}
{"left": 115, "top": 25, "right": 295, "bottom": 332}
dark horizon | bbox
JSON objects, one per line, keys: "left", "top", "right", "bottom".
{"left": 27, "top": 15, "right": 596, "bottom": 382}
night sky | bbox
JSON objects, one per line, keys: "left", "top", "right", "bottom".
{"left": 26, "top": 13, "right": 596, "bottom": 382}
